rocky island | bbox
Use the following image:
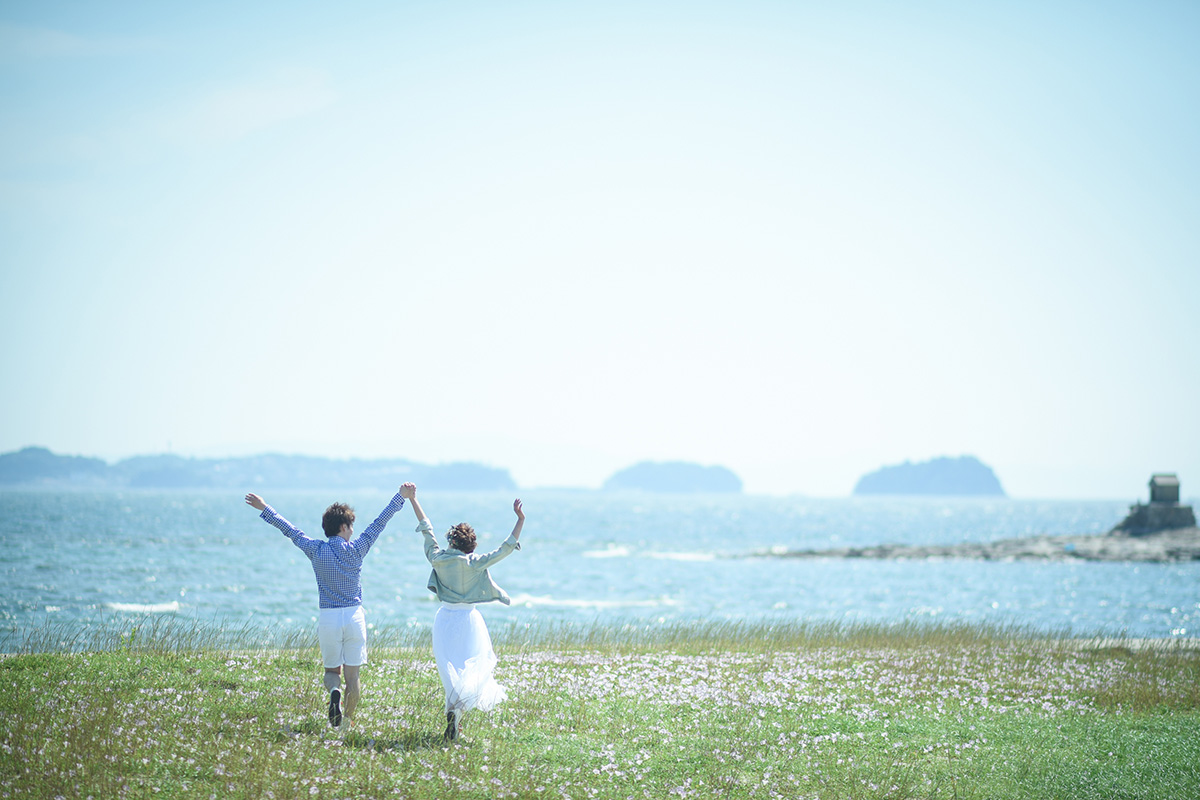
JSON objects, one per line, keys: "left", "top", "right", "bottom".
{"left": 853, "top": 455, "right": 1005, "bottom": 496}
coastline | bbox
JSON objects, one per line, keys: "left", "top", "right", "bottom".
{"left": 756, "top": 526, "right": 1200, "bottom": 563}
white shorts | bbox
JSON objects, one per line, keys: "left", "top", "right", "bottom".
{"left": 317, "top": 606, "right": 368, "bottom": 668}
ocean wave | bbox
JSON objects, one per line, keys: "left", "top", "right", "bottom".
{"left": 582, "top": 546, "right": 631, "bottom": 559}
{"left": 648, "top": 552, "right": 716, "bottom": 562}
{"left": 583, "top": 547, "right": 717, "bottom": 562}
{"left": 508, "top": 593, "right": 676, "bottom": 610}
{"left": 104, "top": 601, "right": 181, "bottom": 614}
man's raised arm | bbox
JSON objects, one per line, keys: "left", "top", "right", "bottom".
{"left": 245, "top": 492, "right": 321, "bottom": 557}
{"left": 350, "top": 486, "right": 407, "bottom": 556}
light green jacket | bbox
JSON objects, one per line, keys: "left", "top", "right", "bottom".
{"left": 418, "top": 518, "right": 521, "bottom": 605}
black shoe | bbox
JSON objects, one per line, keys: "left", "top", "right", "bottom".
{"left": 328, "top": 689, "right": 342, "bottom": 728}
{"left": 443, "top": 710, "right": 457, "bottom": 742}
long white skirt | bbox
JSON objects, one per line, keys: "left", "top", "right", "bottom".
{"left": 432, "top": 603, "right": 507, "bottom": 715}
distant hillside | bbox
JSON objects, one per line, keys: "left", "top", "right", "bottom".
{"left": 0, "top": 447, "right": 517, "bottom": 491}
{"left": 603, "top": 461, "right": 743, "bottom": 493}
{"left": 853, "top": 456, "right": 1006, "bottom": 497}
{"left": 0, "top": 447, "right": 109, "bottom": 485}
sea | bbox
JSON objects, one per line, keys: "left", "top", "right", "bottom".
{"left": 2, "top": 489, "right": 1197, "bottom": 649}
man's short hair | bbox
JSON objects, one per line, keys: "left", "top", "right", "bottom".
{"left": 446, "top": 523, "right": 477, "bottom": 553}
{"left": 322, "top": 503, "right": 356, "bottom": 537}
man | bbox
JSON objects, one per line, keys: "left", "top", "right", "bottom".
{"left": 244, "top": 483, "right": 410, "bottom": 728}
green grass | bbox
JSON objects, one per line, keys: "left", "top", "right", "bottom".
{"left": 1, "top": 619, "right": 1197, "bottom": 799}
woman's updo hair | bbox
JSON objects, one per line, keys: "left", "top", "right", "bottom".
{"left": 446, "top": 523, "right": 477, "bottom": 553}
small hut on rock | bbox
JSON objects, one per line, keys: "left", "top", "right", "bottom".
{"left": 1111, "top": 473, "right": 1196, "bottom": 536}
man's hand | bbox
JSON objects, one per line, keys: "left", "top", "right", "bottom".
{"left": 245, "top": 493, "right": 267, "bottom": 511}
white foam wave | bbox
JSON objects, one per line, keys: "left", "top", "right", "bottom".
{"left": 648, "top": 551, "right": 716, "bottom": 562}
{"left": 105, "top": 601, "right": 181, "bottom": 614}
{"left": 508, "top": 593, "right": 675, "bottom": 610}
{"left": 583, "top": 546, "right": 717, "bottom": 562}
{"left": 582, "top": 546, "right": 631, "bottom": 559}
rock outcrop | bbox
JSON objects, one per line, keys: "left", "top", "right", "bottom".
{"left": 1111, "top": 473, "right": 1196, "bottom": 536}
{"left": 752, "top": 527, "right": 1200, "bottom": 563}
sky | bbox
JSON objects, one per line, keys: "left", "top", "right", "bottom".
{"left": 1, "top": 0, "right": 1197, "bottom": 498}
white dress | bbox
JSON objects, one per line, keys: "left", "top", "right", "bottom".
{"left": 432, "top": 602, "right": 508, "bottom": 714}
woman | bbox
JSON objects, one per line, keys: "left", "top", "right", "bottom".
{"left": 400, "top": 483, "right": 524, "bottom": 742}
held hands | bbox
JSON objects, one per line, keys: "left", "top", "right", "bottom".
{"left": 244, "top": 493, "right": 267, "bottom": 511}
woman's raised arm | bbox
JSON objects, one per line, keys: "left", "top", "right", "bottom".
{"left": 400, "top": 482, "right": 427, "bottom": 522}
{"left": 510, "top": 499, "right": 524, "bottom": 541}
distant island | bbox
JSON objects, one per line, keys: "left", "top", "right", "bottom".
{"left": 603, "top": 461, "right": 743, "bottom": 493}
{"left": 0, "top": 446, "right": 516, "bottom": 491}
{"left": 853, "top": 456, "right": 1005, "bottom": 497}
{"left": 0, "top": 448, "right": 746, "bottom": 494}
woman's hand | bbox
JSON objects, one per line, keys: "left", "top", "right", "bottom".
{"left": 245, "top": 493, "right": 267, "bottom": 511}
{"left": 510, "top": 499, "right": 525, "bottom": 541}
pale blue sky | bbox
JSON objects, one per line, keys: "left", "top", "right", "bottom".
{"left": 2, "top": 0, "right": 1197, "bottom": 497}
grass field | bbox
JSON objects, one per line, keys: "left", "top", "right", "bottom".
{"left": 2, "top": 618, "right": 1198, "bottom": 799}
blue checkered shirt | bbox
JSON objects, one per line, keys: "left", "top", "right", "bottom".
{"left": 259, "top": 493, "right": 406, "bottom": 609}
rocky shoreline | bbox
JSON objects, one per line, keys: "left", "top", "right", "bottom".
{"left": 757, "top": 527, "right": 1200, "bottom": 563}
